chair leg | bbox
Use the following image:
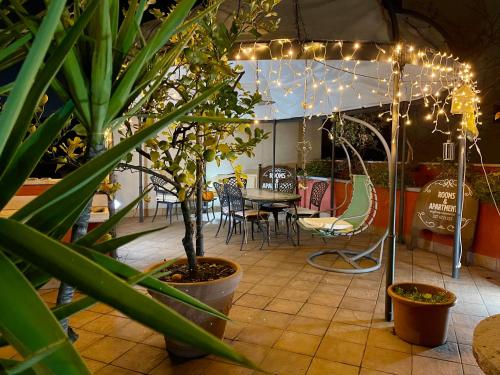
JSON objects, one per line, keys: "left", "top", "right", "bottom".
{"left": 226, "top": 215, "right": 233, "bottom": 244}
{"left": 152, "top": 202, "right": 159, "bottom": 222}
{"left": 175, "top": 204, "right": 179, "bottom": 220}
{"left": 215, "top": 211, "right": 223, "bottom": 237}
{"left": 240, "top": 220, "right": 247, "bottom": 251}
{"left": 296, "top": 219, "right": 300, "bottom": 245}
{"left": 286, "top": 213, "right": 290, "bottom": 239}
{"left": 273, "top": 211, "right": 279, "bottom": 236}
{"left": 267, "top": 221, "right": 270, "bottom": 246}
{"left": 168, "top": 203, "right": 173, "bottom": 224}
{"left": 251, "top": 221, "right": 255, "bottom": 241}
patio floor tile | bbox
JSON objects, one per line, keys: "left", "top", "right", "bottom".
{"left": 367, "top": 327, "right": 412, "bottom": 353}
{"left": 81, "top": 336, "right": 135, "bottom": 363}
{"left": 236, "top": 324, "right": 283, "bottom": 346}
{"left": 316, "top": 337, "right": 365, "bottom": 366}
{"left": 277, "top": 287, "right": 312, "bottom": 302}
{"left": 260, "top": 348, "right": 312, "bottom": 375}
{"left": 95, "top": 365, "right": 141, "bottom": 374}
{"left": 298, "top": 302, "right": 337, "bottom": 320}
{"left": 362, "top": 346, "right": 412, "bottom": 375}
{"left": 111, "top": 344, "right": 166, "bottom": 373}
{"left": 308, "top": 291, "right": 343, "bottom": 307}
{"left": 253, "top": 309, "right": 295, "bottom": 329}
{"left": 412, "top": 341, "right": 461, "bottom": 363}
{"left": 326, "top": 322, "right": 370, "bottom": 344}
{"left": 412, "top": 355, "right": 464, "bottom": 375}
{"left": 287, "top": 316, "right": 330, "bottom": 336}
{"left": 306, "top": 357, "right": 359, "bottom": 375}
{"left": 332, "top": 308, "right": 373, "bottom": 327}
{"left": 235, "top": 293, "right": 272, "bottom": 309}
{"left": 274, "top": 331, "right": 321, "bottom": 355}
{"left": 266, "top": 298, "right": 304, "bottom": 314}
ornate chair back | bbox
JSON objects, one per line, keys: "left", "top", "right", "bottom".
{"left": 224, "top": 184, "right": 245, "bottom": 213}
{"left": 213, "top": 182, "right": 228, "bottom": 210}
{"left": 309, "top": 181, "right": 329, "bottom": 209}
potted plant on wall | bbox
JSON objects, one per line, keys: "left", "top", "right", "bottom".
{"left": 120, "top": 0, "right": 278, "bottom": 358}
{"left": 388, "top": 283, "right": 457, "bottom": 346}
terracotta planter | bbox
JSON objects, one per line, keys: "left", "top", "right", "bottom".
{"left": 149, "top": 257, "right": 242, "bottom": 358}
{"left": 388, "top": 282, "right": 457, "bottom": 347}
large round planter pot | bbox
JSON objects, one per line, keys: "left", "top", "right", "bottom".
{"left": 388, "top": 282, "right": 457, "bottom": 347}
{"left": 148, "top": 257, "right": 242, "bottom": 358}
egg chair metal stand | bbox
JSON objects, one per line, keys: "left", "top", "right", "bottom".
{"left": 299, "top": 114, "right": 391, "bottom": 274}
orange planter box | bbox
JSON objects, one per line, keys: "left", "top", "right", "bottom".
{"left": 15, "top": 180, "right": 72, "bottom": 242}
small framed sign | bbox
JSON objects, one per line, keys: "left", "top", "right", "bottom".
{"left": 258, "top": 165, "right": 296, "bottom": 190}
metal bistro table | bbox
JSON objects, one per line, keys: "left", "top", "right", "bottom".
{"left": 242, "top": 188, "right": 302, "bottom": 245}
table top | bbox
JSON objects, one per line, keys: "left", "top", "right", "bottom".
{"left": 242, "top": 188, "right": 301, "bottom": 203}
{"left": 473, "top": 314, "right": 500, "bottom": 375}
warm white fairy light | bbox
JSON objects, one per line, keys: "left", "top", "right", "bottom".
{"left": 232, "top": 39, "right": 479, "bottom": 141}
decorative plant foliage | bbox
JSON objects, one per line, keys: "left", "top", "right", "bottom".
{"left": 470, "top": 171, "right": 500, "bottom": 204}
{"left": 0, "top": 0, "right": 258, "bottom": 372}
{"left": 329, "top": 112, "right": 387, "bottom": 156}
{"left": 120, "top": 0, "right": 279, "bottom": 270}
{"left": 393, "top": 286, "right": 449, "bottom": 304}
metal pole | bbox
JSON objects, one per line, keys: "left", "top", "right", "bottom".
{"left": 452, "top": 133, "right": 466, "bottom": 279}
{"left": 330, "top": 119, "right": 336, "bottom": 217}
{"left": 272, "top": 120, "right": 277, "bottom": 191}
{"left": 385, "top": 56, "right": 403, "bottom": 322}
{"left": 397, "top": 117, "right": 407, "bottom": 243}
{"left": 138, "top": 145, "right": 144, "bottom": 223}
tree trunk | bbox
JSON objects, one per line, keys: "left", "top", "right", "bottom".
{"left": 180, "top": 199, "right": 196, "bottom": 272}
{"left": 195, "top": 164, "right": 204, "bottom": 256}
{"left": 56, "top": 142, "right": 105, "bottom": 340}
{"left": 107, "top": 171, "right": 118, "bottom": 259}
{"left": 195, "top": 123, "right": 204, "bottom": 256}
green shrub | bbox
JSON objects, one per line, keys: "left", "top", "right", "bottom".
{"left": 470, "top": 172, "right": 500, "bottom": 204}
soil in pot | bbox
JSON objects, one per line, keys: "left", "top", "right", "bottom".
{"left": 161, "top": 262, "right": 235, "bottom": 283}
{"left": 149, "top": 257, "right": 242, "bottom": 359}
{"left": 388, "top": 282, "right": 456, "bottom": 347}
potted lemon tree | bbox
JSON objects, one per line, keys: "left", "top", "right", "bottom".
{"left": 120, "top": 0, "right": 278, "bottom": 358}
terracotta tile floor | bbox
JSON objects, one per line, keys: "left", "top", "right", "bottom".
{"left": 2, "top": 216, "right": 500, "bottom": 374}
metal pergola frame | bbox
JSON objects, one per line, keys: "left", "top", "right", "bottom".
{"left": 253, "top": 46, "right": 467, "bottom": 322}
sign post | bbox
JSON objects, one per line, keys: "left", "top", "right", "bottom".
{"left": 452, "top": 134, "right": 467, "bottom": 278}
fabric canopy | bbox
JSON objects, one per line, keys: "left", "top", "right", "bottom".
{"left": 233, "top": 58, "right": 450, "bottom": 120}
{"left": 218, "top": 0, "right": 447, "bottom": 50}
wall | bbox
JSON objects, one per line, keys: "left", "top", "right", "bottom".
{"left": 205, "top": 117, "right": 323, "bottom": 180}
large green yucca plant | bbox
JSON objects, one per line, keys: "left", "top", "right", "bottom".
{"left": 0, "top": 0, "right": 253, "bottom": 373}
{"left": 2, "top": 0, "right": 226, "bottom": 334}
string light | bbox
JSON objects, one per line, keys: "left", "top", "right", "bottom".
{"left": 230, "top": 39, "right": 479, "bottom": 140}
